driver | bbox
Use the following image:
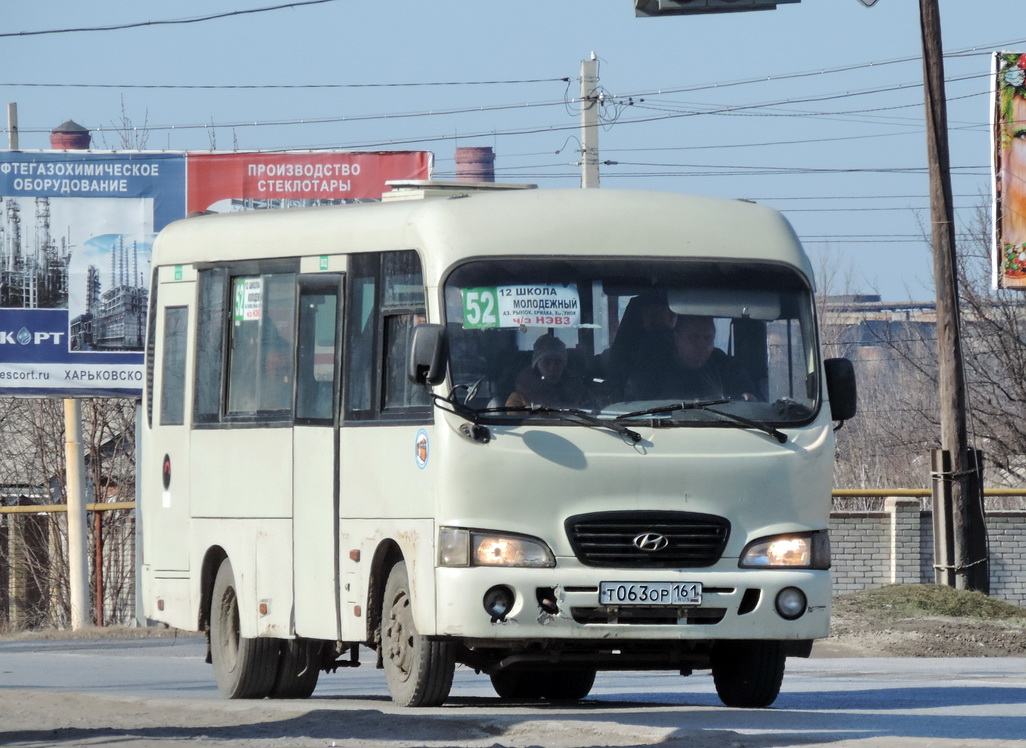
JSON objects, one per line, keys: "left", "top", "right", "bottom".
{"left": 626, "top": 315, "right": 756, "bottom": 402}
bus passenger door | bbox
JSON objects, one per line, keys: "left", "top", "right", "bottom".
{"left": 292, "top": 275, "right": 343, "bottom": 640}
{"left": 145, "top": 268, "right": 195, "bottom": 574}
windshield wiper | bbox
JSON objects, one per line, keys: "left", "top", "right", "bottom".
{"left": 620, "top": 399, "right": 787, "bottom": 444}
{"left": 482, "top": 404, "right": 642, "bottom": 444}
{"left": 618, "top": 399, "right": 729, "bottom": 419}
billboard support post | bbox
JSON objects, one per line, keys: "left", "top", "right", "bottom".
{"left": 64, "top": 397, "right": 90, "bottom": 629}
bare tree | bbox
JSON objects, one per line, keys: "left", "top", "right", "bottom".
{"left": 954, "top": 203, "right": 1026, "bottom": 494}
{"left": 824, "top": 197, "right": 1026, "bottom": 508}
{"left": 96, "top": 96, "right": 150, "bottom": 150}
{"left": 1, "top": 398, "right": 137, "bottom": 630}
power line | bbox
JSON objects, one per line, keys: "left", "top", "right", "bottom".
{"left": 609, "top": 37, "right": 1026, "bottom": 101}
{"left": 1, "top": 78, "right": 569, "bottom": 91}
{"left": 0, "top": 0, "right": 339, "bottom": 38}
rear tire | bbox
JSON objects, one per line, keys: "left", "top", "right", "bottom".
{"left": 270, "top": 639, "right": 320, "bottom": 699}
{"left": 210, "top": 559, "right": 279, "bottom": 699}
{"left": 711, "top": 640, "right": 785, "bottom": 708}
{"left": 381, "top": 561, "right": 455, "bottom": 707}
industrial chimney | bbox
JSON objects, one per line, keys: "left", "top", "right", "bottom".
{"left": 50, "top": 120, "right": 91, "bottom": 150}
{"left": 454, "top": 146, "right": 495, "bottom": 182}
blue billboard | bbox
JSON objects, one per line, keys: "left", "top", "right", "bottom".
{"left": 0, "top": 151, "right": 186, "bottom": 397}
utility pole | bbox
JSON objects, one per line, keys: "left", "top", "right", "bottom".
{"left": 580, "top": 53, "right": 600, "bottom": 188}
{"left": 918, "top": 0, "right": 986, "bottom": 592}
{"left": 7, "top": 103, "right": 18, "bottom": 149}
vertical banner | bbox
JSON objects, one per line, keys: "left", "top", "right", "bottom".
{"left": 0, "top": 152, "right": 186, "bottom": 397}
{"left": 186, "top": 151, "right": 431, "bottom": 213}
{"left": 993, "top": 52, "right": 1026, "bottom": 289}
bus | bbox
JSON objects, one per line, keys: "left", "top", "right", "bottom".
{"left": 141, "top": 187, "right": 856, "bottom": 707}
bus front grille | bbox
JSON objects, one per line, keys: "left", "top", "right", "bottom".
{"left": 565, "top": 511, "right": 730, "bottom": 568}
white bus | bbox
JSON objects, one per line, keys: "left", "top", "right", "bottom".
{"left": 141, "top": 187, "right": 856, "bottom": 707}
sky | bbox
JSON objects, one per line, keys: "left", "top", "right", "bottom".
{"left": 3, "top": 0, "right": 1024, "bottom": 301}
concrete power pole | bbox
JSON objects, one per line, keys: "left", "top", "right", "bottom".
{"left": 7, "top": 103, "right": 18, "bottom": 149}
{"left": 580, "top": 54, "right": 600, "bottom": 188}
{"left": 918, "top": 0, "right": 986, "bottom": 592}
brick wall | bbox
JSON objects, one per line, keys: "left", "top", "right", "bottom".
{"left": 830, "top": 500, "right": 1026, "bottom": 606}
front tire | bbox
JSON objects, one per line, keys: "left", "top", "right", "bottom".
{"left": 711, "top": 640, "right": 786, "bottom": 708}
{"left": 210, "top": 559, "right": 279, "bottom": 699}
{"left": 381, "top": 561, "right": 455, "bottom": 707}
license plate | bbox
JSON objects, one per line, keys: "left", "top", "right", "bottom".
{"left": 599, "top": 582, "right": 702, "bottom": 606}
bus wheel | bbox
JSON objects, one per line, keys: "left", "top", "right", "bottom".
{"left": 491, "top": 667, "right": 596, "bottom": 701}
{"left": 210, "top": 558, "right": 279, "bottom": 699}
{"left": 490, "top": 667, "right": 542, "bottom": 700}
{"left": 381, "top": 561, "right": 455, "bottom": 707}
{"left": 711, "top": 640, "right": 785, "bottom": 708}
{"left": 269, "top": 639, "right": 320, "bottom": 699}
{"left": 542, "top": 667, "right": 597, "bottom": 700}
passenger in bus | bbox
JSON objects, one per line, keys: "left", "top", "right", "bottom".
{"left": 505, "top": 333, "right": 581, "bottom": 409}
{"left": 603, "top": 292, "right": 678, "bottom": 395}
{"left": 626, "top": 315, "right": 756, "bottom": 402}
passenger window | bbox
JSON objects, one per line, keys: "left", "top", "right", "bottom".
{"left": 194, "top": 269, "right": 227, "bottom": 425}
{"left": 226, "top": 272, "right": 296, "bottom": 417}
{"left": 296, "top": 280, "right": 340, "bottom": 423}
{"left": 159, "top": 306, "right": 188, "bottom": 426}
{"left": 344, "top": 262, "right": 376, "bottom": 417}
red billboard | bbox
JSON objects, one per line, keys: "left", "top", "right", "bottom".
{"left": 186, "top": 151, "right": 431, "bottom": 214}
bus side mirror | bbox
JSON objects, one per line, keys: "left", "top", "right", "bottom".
{"left": 408, "top": 323, "right": 448, "bottom": 386}
{"left": 824, "top": 357, "right": 857, "bottom": 422}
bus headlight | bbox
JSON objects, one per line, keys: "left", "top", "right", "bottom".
{"left": 739, "top": 531, "right": 830, "bottom": 570}
{"left": 438, "top": 527, "right": 555, "bottom": 568}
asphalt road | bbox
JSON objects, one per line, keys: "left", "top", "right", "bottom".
{"left": 1, "top": 636, "right": 1024, "bottom": 747}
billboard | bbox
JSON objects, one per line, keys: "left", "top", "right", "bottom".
{"left": 187, "top": 151, "right": 432, "bottom": 213}
{"left": 1, "top": 150, "right": 431, "bottom": 397}
{"left": 993, "top": 52, "right": 1026, "bottom": 289}
{"left": 0, "top": 152, "right": 186, "bottom": 397}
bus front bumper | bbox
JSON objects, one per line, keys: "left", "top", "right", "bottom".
{"left": 433, "top": 565, "right": 830, "bottom": 642}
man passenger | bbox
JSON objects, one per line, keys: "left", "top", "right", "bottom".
{"left": 626, "top": 315, "right": 755, "bottom": 402}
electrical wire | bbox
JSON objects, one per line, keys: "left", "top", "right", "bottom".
{"left": 0, "top": 0, "right": 340, "bottom": 38}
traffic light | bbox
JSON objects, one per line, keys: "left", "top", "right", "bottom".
{"left": 634, "top": 0, "right": 800, "bottom": 16}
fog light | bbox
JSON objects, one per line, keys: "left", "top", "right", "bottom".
{"left": 775, "top": 587, "right": 807, "bottom": 620}
{"left": 483, "top": 585, "right": 515, "bottom": 622}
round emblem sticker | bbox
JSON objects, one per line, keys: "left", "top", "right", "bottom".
{"left": 415, "top": 429, "right": 429, "bottom": 470}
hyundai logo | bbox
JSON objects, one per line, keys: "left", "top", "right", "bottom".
{"left": 633, "top": 533, "right": 669, "bottom": 552}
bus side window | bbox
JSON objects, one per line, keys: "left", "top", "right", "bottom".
{"left": 344, "top": 265, "right": 376, "bottom": 418}
{"left": 296, "top": 280, "right": 340, "bottom": 423}
{"left": 159, "top": 306, "right": 189, "bottom": 426}
{"left": 380, "top": 250, "right": 429, "bottom": 413}
{"left": 383, "top": 312, "right": 429, "bottom": 409}
{"left": 343, "top": 250, "right": 429, "bottom": 421}
{"left": 227, "top": 272, "right": 296, "bottom": 418}
{"left": 194, "top": 268, "right": 227, "bottom": 424}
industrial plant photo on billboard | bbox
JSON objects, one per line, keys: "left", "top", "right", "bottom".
{"left": 1, "top": 195, "right": 153, "bottom": 351}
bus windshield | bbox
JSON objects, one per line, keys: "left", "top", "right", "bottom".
{"left": 443, "top": 257, "right": 819, "bottom": 426}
